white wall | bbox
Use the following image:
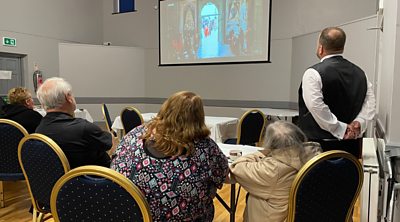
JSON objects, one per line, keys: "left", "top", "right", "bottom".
{"left": 376, "top": 0, "right": 399, "bottom": 145}
{"left": 289, "top": 0, "right": 377, "bottom": 36}
{"left": 103, "top": 0, "right": 158, "bottom": 48}
{"left": 59, "top": 43, "right": 146, "bottom": 120}
{"left": 0, "top": 0, "right": 103, "bottom": 92}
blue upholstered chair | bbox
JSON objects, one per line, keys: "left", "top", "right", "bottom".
{"left": 225, "top": 109, "right": 266, "bottom": 146}
{"left": 18, "top": 133, "right": 70, "bottom": 222}
{"left": 287, "top": 150, "right": 363, "bottom": 222}
{"left": 0, "top": 119, "right": 28, "bottom": 208}
{"left": 120, "top": 106, "right": 144, "bottom": 135}
{"left": 50, "top": 166, "right": 152, "bottom": 222}
{"left": 101, "top": 103, "right": 117, "bottom": 137}
{"left": 0, "top": 96, "right": 7, "bottom": 115}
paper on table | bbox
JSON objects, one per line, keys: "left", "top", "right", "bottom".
{"left": 0, "top": 70, "right": 12, "bottom": 79}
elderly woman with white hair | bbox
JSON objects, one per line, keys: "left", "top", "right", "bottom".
{"left": 230, "top": 120, "right": 322, "bottom": 222}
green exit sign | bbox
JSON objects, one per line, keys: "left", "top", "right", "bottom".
{"left": 3, "top": 37, "right": 16, "bottom": 47}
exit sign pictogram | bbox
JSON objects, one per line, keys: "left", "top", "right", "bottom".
{"left": 3, "top": 37, "right": 16, "bottom": 47}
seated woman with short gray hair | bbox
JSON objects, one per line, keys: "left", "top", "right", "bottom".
{"left": 230, "top": 120, "right": 321, "bottom": 222}
{"left": 1, "top": 87, "right": 42, "bottom": 133}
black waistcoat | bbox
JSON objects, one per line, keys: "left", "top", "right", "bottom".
{"left": 298, "top": 56, "right": 367, "bottom": 140}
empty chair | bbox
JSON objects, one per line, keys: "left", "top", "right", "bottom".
{"left": 101, "top": 103, "right": 117, "bottom": 136}
{"left": 18, "top": 133, "right": 70, "bottom": 222}
{"left": 0, "top": 119, "right": 28, "bottom": 208}
{"left": 50, "top": 166, "right": 152, "bottom": 222}
{"left": 120, "top": 106, "right": 144, "bottom": 135}
{"left": 287, "top": 150, "right": 363, "bottom": 222}
{"left": 225, "top": 109, "right": 266, "bottom": 146}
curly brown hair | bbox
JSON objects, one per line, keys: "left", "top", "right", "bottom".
{"left": 142, "top": 91, "right": 210, "bottom": 156}
{"left": 8, "top": 87, "right": 31, "bottom": 105}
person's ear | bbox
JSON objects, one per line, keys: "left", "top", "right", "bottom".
{"left": 65, "top": 93, "right": 74, "bottom": 103}
{"left": 318, "top": 45, "right": 323, "bottom": 55}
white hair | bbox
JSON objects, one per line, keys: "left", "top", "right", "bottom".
{"left": 262, "top": 120, "right": 307, "bottom": 150}
{"left": 37, "top": 77, "right": 72, "bottom": 110}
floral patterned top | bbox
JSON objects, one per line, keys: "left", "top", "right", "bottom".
{"left": 110, "top": 125, "right": 229, "bottom": 222}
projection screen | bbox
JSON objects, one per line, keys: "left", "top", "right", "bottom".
{"left": 159, "top": 0, "right": 271, "bottom": 66}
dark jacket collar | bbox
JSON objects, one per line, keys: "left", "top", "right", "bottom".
{"left": 1, "top": 104, "right": 30, "bottom": 118}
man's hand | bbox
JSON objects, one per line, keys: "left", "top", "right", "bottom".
{"left": 343, "top": 121, "right": 361, "bottom": 140}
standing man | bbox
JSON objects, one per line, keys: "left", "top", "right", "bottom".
{"left": 298, "top": 27, "right": 375, "bottom": 158}
{"left": 36, "top": 77, "right": 117, "bottom": 168}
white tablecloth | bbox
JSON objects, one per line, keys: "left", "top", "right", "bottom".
{"left": 35, "top": 108, "right": 94, "bottom": 123}
{"left": 112, "top": 113, "right": 238, "bottom": 143}
{"left": 217, "top": 142, "right": 261, "bottom": 160}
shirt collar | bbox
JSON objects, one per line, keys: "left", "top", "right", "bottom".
{"left": 321, "top": 54, "right": 342, "bottom": 62}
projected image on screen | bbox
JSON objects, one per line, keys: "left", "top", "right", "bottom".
{"left": 159, "top": 0, "right": 271, "bottom": 65}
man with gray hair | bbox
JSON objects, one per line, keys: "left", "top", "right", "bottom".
{"left": 230, "top": 121, "right": 321, "bottom": 221}
{"left": 36, "top": 77, "right": 116, "bottom": 169}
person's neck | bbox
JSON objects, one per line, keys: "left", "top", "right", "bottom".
{"left": 320, "top": 53, "right": 342, "bottom": 62}
{"left": 46, "top": 108, "right": 74, "bottom": 116}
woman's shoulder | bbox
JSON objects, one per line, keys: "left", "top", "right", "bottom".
{"left": 194, "top": 137, "right": 219, "bottom": 149}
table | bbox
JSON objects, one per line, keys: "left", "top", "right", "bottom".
{"left": 217, "top": 143, "right": 261, "bottom": 222}
{"left": 35, "top": 108, "right": 94, "bottom": 123}
{"left": 112, "top": 113, "right": 238, "bottom": 143}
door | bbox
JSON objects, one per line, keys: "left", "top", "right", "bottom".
{"left": 0, "top": 55, "right": 23, "bottom": 96}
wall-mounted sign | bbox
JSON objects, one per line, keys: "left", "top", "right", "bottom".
{"left": 2, "top": 37, "right": 16, "bottom": 47}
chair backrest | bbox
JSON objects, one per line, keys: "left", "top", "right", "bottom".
{"left": 287, "top": 150, "right": 363, "bottom": 222}
{"left": 237, "top": 109, "right": 266, "bottom": 146}
{"left": 0, "top": 96, "right": 6, "bottom": 115}
{"left": 51, "top": 166, "right": 152, "bottom": 222}
{"left": 0, "top": 119, "right": 28, "bottom": 179}
{"left": 101, "top": 103, "right": 113, "bottom": 132}
{"left": 18, "top": 133, "right": 70, "bottom": 213}
{"left": 120, "top": 106, "right": 144, "bottom": 135}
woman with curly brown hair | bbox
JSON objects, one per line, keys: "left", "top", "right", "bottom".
{"left": 111, "top": 91, "right": 229, "bottom": 221}
{"left": 1, "top": 87, "right": 42, "bottom": 133}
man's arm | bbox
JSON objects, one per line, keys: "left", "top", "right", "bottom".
{"left": 84, "top": 122, "right": 113, "bottom": 151}
{"left": 353, "top": 79, "right": 376, "bottom": 136}
{"left": 302, "top": 68, "right": 347, "bottom": 139}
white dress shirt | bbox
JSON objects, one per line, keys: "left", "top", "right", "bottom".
{"left": 302, "top": 54, "right": 376, "bottom": 139}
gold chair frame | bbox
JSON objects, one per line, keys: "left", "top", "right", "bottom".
{"left": 101, "top": 103, "right": 113, "bottom": 133}
{"left": 0, "top": 119, "right": 28, "bottom": 208}
{"left": 18, "top": 133, "right": 70, "bottom": 222}
{"left": 50, "top": 165, "right": 152, "bottom": 222}
{"left": 287, "top": 150, "right": 363, "bottom": 222}
{"left": 120, "top": 106, "right": 144, "bottom": 135}
{"left": 236, "top": 109, "right": 266, "bottom": 146}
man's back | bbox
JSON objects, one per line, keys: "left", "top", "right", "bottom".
{"left": 313, "top": 56, "right": 367, "bottom": 123}
{"left": 298, "top": 56, "right": 368, "bottom": 140}
{"left": 36, "top": 112, "right": 112, "bottom": 169}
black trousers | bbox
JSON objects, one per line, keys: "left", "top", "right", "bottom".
{"left": 310, "top": 138, "right": 362, "bottom": 159}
